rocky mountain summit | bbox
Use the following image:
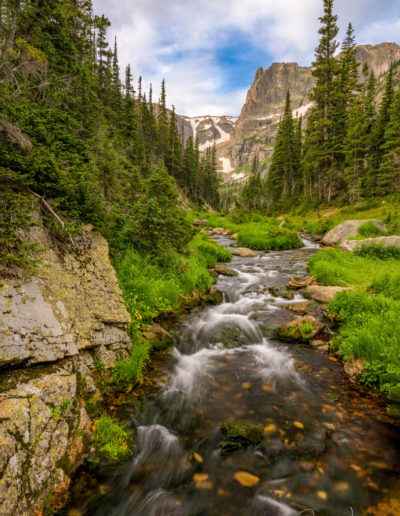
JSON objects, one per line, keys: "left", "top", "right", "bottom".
{"left": 212, "top": 42, "right": 400, "bottom": 182}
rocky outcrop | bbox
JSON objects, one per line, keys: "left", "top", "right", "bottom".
{"left": 0, "top": 207, "right": 131, "bottom": 515}
{"left": 321, "top": 220, "right": 386, "bottom": 246}
{"left": 340, "top": 235, "right": 400, "bottom": 252}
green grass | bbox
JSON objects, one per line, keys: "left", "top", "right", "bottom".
{"left": 309, "top": 248, "right": 400, "bottom": 401}
{"left": 93, "top": 414, "right": 133, "bottom": 461}
{"left": 196, "top": 212, "right": 302, "bottom": 251}
{"left": 355, "top": 244, "right": 400, "bottom": 260}
{"left": 357, "top": 220, "right": 387, "bottom": 238}
{"left": 114, "top": 339, "right": 150, "bottom": 387}
{"left": 237, "top": 228, "right": 302, "bottom": 250}
{"left": 114, "top": 232, "right": 231, "bottom": 325}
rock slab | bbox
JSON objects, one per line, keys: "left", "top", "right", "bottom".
{"left": 322, "top": 220, "right": 386, "bottom": 246}
{"left": 340, "top": 235, "right": 400, "bottom": 252}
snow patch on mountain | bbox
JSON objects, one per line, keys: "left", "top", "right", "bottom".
{"left": 219, "top": 157, "right": 234, "bottom": 174}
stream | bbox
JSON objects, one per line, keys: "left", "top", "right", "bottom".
{"left": 65, "top": 234, "right": 400, "bottom": 516}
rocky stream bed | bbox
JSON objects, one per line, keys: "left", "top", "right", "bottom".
{"left": 63, "top": 234, "right": 400, "bottom": 516}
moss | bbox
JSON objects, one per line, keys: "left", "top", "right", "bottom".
{"left": 221, "top": 421, "right": 264, "bottom": 446}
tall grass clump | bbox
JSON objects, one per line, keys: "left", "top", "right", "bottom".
{"left": 93, "top": 414, "right": 133, "bottom": 461}
{"left": 355, "top": 244, "right": 400, "bottom": 260}
{"left": 357, "top": 220, "right": 387, "bottom": 238}
{"left": 114, "top": 339, "right": 150, "bottom": 388}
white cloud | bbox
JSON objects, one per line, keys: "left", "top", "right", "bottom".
{"left": 92, "top": 0, "right": 400, "bottom": 116}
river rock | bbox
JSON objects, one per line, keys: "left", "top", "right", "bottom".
{"left": 284, "top": 301, "right": 315, "bottom": 315}
{"left": 202, "top": 286, "right": 223, "bottom": 304}
{"left": 306, "top": 285, "right": 348, "bottom": 303}
{"left": 322, "top": 220, "right": 386, "bottom": 246}
{"left": 340, "top": 235, "right": 400, "bottom": 252}
{"left": 143, "top": 324, "right": 173, "bottom": 349}
{"left": 277, "top": 316, "right": 325, "bottom": 342}
{"left": 220, "top": 421, "right": 264, "bottom": 452}
{"left": 213, "top": 263, "right": 238, "bottom": 277}
{"left": 233, "top": 247, "right": 257, "bottom": 257}
{"left": 212, "top": 227, "right": 226, "bottom": 235}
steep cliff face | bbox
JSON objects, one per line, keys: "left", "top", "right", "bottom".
{"left": 216, "top": 42, "right": 400, "bottom": 182}
{"left": 0, "top": 207, "right": 131, "bottom": 515}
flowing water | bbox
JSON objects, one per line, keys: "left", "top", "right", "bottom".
{"left": 66, "top": 235, "right": 400, "bottom": 516}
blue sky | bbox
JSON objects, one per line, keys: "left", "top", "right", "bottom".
{"left": 92, "top": 0, "right": 400, "bottom": 116}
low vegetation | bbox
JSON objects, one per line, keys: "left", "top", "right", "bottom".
{"left": 309, "top": 246, "right": 400, "bottom": 402}
{"left": 192, "top": 211, "right": 302, "bottom": 251}
{"left": 93, "top": 414, "right": 133, "bottom": 462}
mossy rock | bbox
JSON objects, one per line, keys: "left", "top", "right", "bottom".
{"left": 268, "top": 287, "right": 295, "bottom": 300}
{"left": 276, "top": 316, "right": 325, "bottom": 342}
{"left": 220, "top": 421, "right": 264, "bottom": 452}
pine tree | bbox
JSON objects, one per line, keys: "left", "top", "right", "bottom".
{"left": 377, "top": 90, "right": 400, "bottom": 194}
{"left": 266, "top": 91, "right": 296, "bottom": 202}
{"left": 365, "top": 65, "right": 394, "bottom": 195}
{"left": 301, "top": 0, "right": 340, "bottom": 201}
{"left": 157, "top": 79, "right": 169, "bottom": 160}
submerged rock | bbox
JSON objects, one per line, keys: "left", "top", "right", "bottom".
{"left": 306, "top": 285, "right": 348, "bottom": 303}
{"left": 322, "top": 220, "right": 386, "bottom": 246}
{"left": 276, "top": 316, "right": 325, "bottom": 342}
{"left": 233, "top": 247, "right": 257, "bottom": 257}
{"left": 268, "top": 286, "right": 295, "bottom": 300}
{"left": 220, "top": 421, "right": 264, "bottom": 452}
{"left": 213, "top": 263, "right": 238, "bottom": 277}
{"left": 340, "top": 235, "right": 400, "bottom": 252}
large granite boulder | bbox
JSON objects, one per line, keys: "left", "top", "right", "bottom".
{"left": 322, "top": 220, "right": 386, "bottom": 246}
{"left": 340, "top": 235, "right": 400, "bottom": 252}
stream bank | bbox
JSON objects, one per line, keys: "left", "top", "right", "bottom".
{"left": 63, "top": 233, "right": 400, "bottom": 516}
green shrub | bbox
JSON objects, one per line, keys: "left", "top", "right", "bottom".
{"left": 0, "top": 192, "right": 41, "bottom": 270}
{"left": 357, "top": 221, "right": 387, "bottom": 238}
{"left": 93, "top": 414, "right": 132, "bottom": 461}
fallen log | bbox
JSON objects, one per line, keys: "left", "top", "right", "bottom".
{"left": 287, "top": 275, "right": 316, "bottom": 289}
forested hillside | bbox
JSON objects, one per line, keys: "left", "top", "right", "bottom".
{"left": 0, "top": 0, "right": 220, "bottom": 262}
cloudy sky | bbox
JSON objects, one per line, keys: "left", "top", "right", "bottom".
{"left": 92, "top": 0, "right": 400, "bottom": 117}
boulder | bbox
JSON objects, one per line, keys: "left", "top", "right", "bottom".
{"left": 306, "top": 285, "right": 348, "bottom": 303}
{"left": 277, "top": 316, "right": 325, "bottom": 342}
{"left": 193, "top": 218, "right": 206, "bottom": 226}
{"left": 340, "top": 235, "right": 400, "bottom": 252}
{"left": 322, "top": 220, "right": 386, "bottom": 246}
{"left": 233, "top": 247, "right": 257, "bottom": 257}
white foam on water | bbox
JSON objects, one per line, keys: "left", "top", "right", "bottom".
{"left": 246, "top": 340, "right": 304, "bottom": 389}
{"left": 161, "top": 347, "right": 225, "bottom": 406}
{"left": 254, "top": 495, "right": 297, "bottom": 515}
